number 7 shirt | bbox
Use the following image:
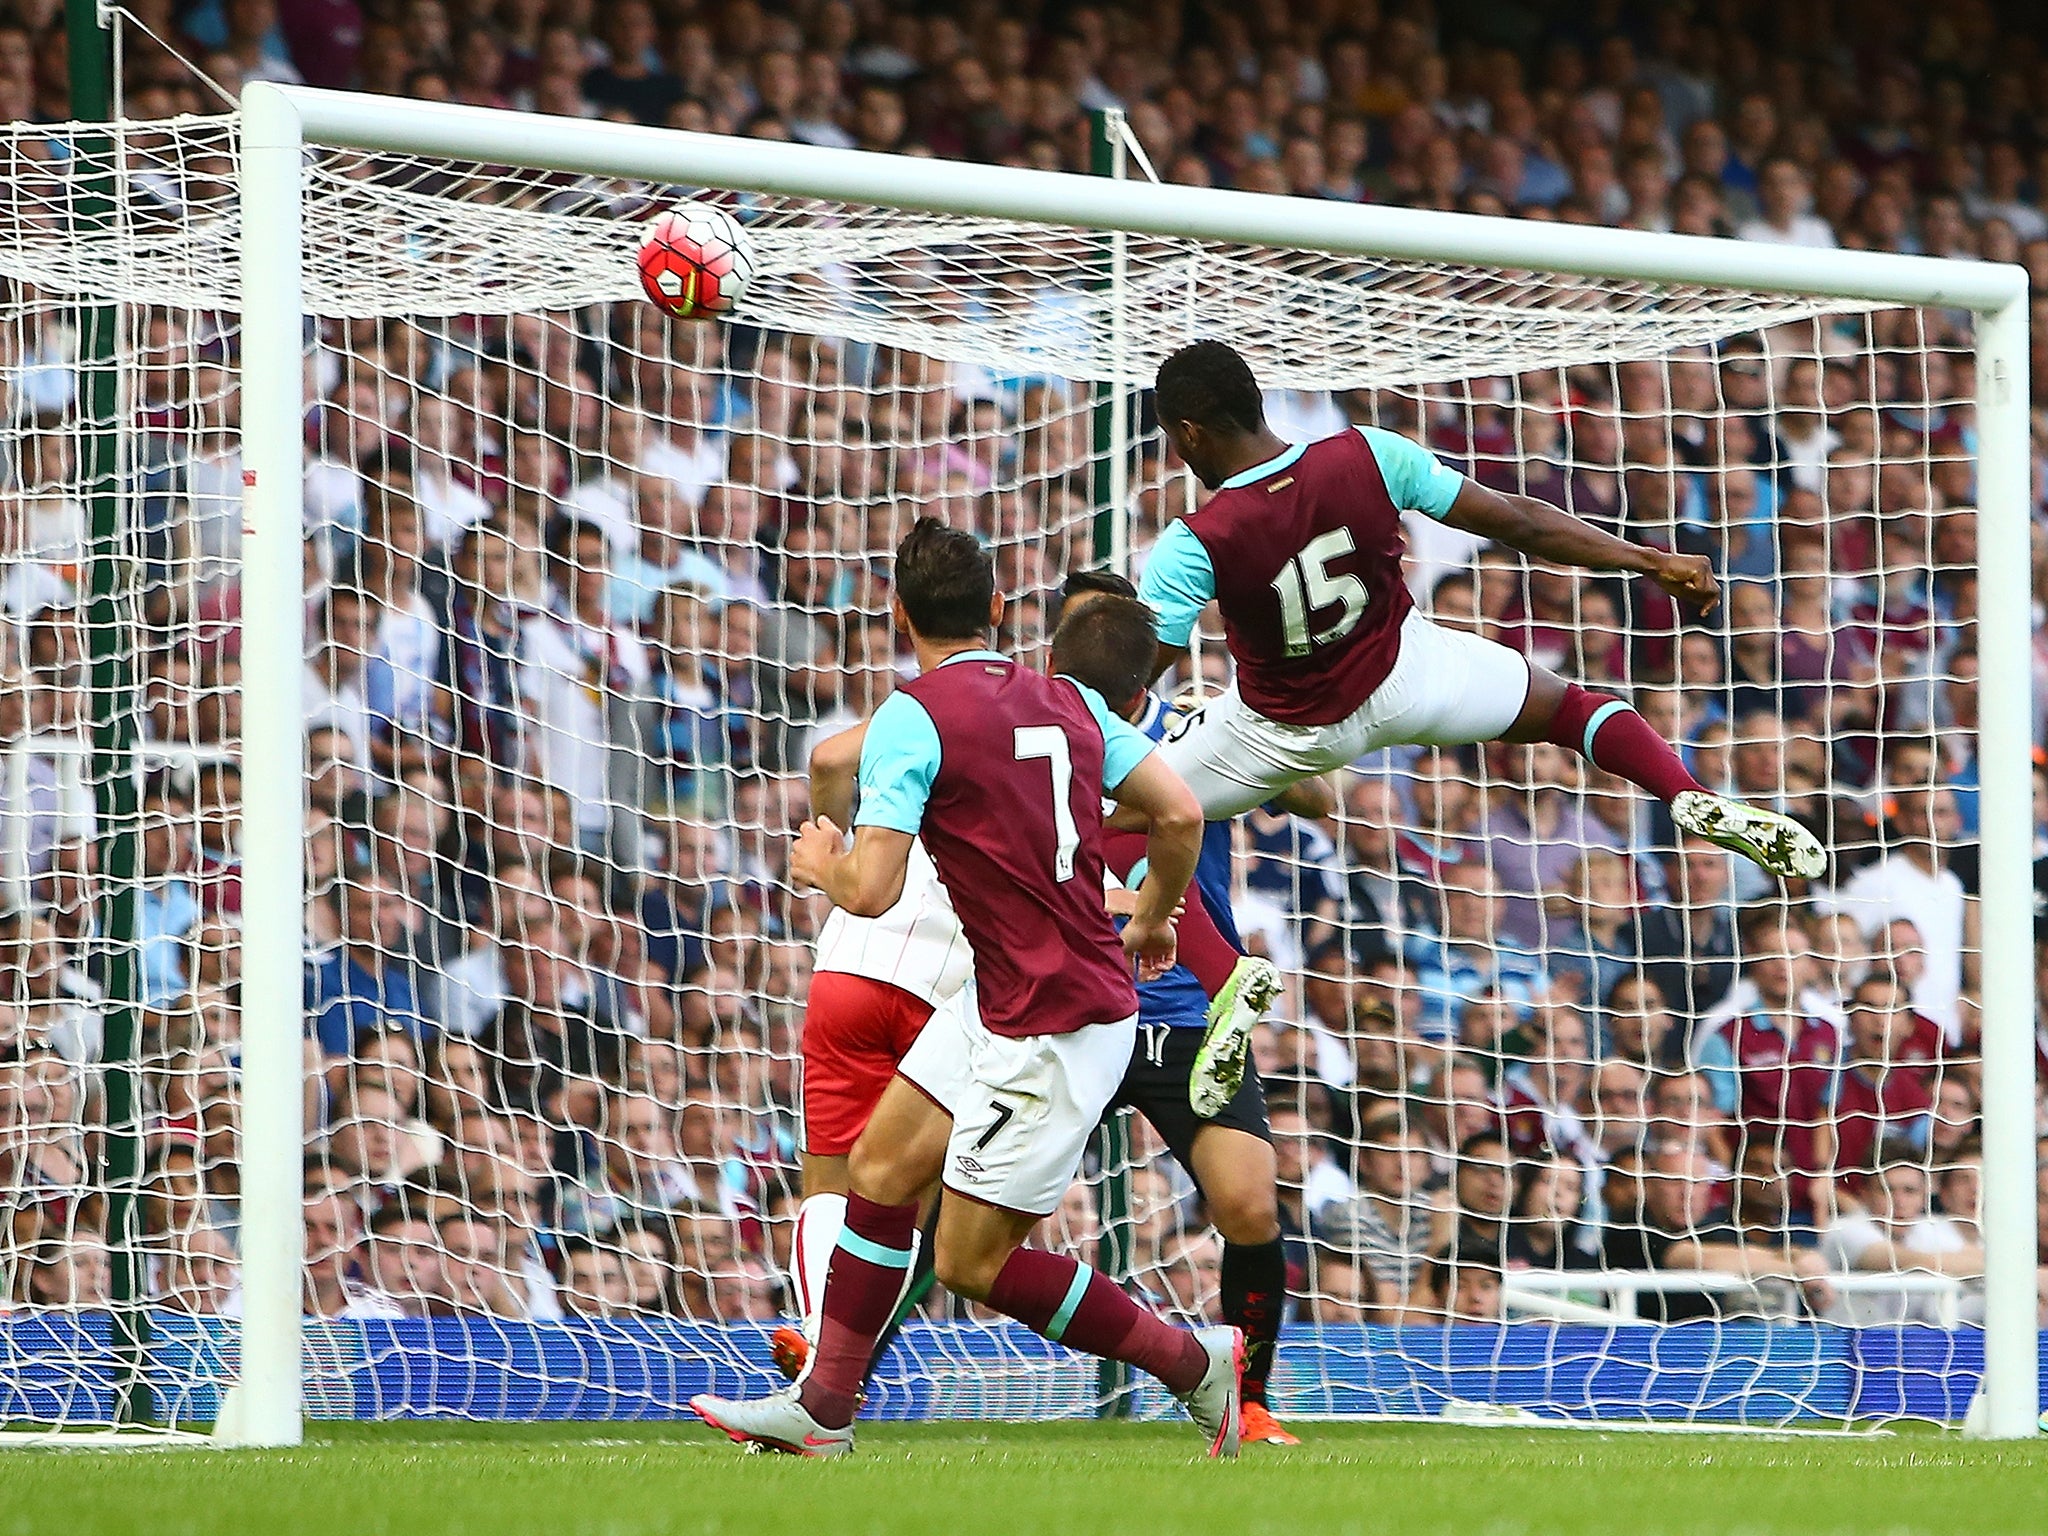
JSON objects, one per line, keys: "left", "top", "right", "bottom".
{"left": 854, "top": 648, "right": 1154, "bottom": 1039}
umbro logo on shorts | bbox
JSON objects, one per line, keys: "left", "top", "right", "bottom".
{"left": 955, "top": 1155, "right": 985, "bottom": 1175}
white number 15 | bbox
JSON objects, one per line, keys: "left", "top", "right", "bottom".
{"left": 1270, "top": 528, "right": 1368, "bottom": 658}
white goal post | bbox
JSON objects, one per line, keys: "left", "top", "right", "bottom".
{"left": 222, "top": 82, "right": 2036, "bottom": 1447}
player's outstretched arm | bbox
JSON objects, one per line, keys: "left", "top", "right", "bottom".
{"left": 1108, "top": 752, "right": 1203, "bottom": 979}
{"left": 790, "top": 816, "right": 913, "bottom": 917}
{"left": 808, "top": 722, "right": 870, "bottom": 828}
{"left": 1440, "top": 480, "right": 1721, "bottom": 615}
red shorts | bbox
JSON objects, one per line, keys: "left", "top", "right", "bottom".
{"left": 800, "top": 971, "right": 935, "bottom": 1156}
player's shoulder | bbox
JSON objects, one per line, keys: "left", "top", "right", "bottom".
{"left": 900, "top": 651, "right": 1017, "bottom": 709}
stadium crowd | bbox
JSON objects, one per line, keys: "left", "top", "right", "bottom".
{"left": 3, "top": 0, "right": 2048, "bottom": 1352}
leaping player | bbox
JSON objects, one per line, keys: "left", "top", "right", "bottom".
{"left": 1139, "top": 342, "right": 1830, "bottom": 871}
{"left": 693, "top": 520, "right": 1243, "bottom": 1457}
{"left": 1139, "top": 341, "right": 1825, "bottom": 1118}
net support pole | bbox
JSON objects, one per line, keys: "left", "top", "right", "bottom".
{"left": 67, "top": 0, "right": 148, "bottom": 1428}
{"left": 1086, "top": 107, "right": 1135, "bottom": 1418}
{"left": 1967, "top": 290, "right": 2039, "bottom": 1441}
{"left": 1087, "top": 109, "right": 1132, "bottom": 572}
{"left": 221, "top": 80, "right": 308, "bottom": 1448}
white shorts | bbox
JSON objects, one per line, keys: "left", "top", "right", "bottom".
{"left": 898, "top": 983, "right": 1137, "bottom": 1218}
{"left": 1160, "top": 611, "right": 1533, "bottom": 818}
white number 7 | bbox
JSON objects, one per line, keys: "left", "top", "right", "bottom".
{"left": 1013, "top": 725, "right": 1079, "bottom": 882}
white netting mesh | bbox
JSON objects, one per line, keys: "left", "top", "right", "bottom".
{"left": 4, "top": 115, "right": 1877, "bottom": 385}
{"left": 0, "top": 108, "right": 2003, "bottom": 1434}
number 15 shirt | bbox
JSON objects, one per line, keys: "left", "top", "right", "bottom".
{"left": 1139, "top": 426, "right": 1467, "bottom": 726}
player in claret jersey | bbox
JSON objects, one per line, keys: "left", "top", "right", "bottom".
{"left": 1055, "top": 575, "right": 1325, "bottom": 1448}
{"left": 1137, "top": 340, "right": 1826, "bottom": 887}
{"left": 692, "top": 520, "right": 1244, "bottom": 1458}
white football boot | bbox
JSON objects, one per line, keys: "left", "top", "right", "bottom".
{"left": 1179, "top": 1326, "right": 1245, "bottom": 1459}
{"left": 690, "top": 1386, "right": 854, "bottom": 1457}
{"left": 1190, "top": 957, "right": 1281, "bottom": 1119}
{"left": 1671, "top": 790, "right": 1827, "bottom": 882}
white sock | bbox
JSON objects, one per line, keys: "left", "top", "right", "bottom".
{"left": 792, "top": 1192, "right": 848, "bottom": 1344}
{"left": 892, "top": 1229, "right": 924, "bottom": 1324}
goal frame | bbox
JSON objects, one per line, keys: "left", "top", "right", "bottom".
{"left": 232, "top": 81, "right": 2038, "bottom": 1447}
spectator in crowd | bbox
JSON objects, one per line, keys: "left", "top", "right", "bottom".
{"left": 1436, "top": 1130, "right": 1516, "bottom": 1261}
{"left": 1318, "top": 1114, "right": 1439, "bottom": 1308}
{"left": 1637, "top": 836, "right": 1740, "bottom": 1031}
{"left": 1269, "top": 1105, "right": 1356, "bottom": 1240}
{"left": 305, "top": 858, "right": 432, "bottom": 1060}
{"left": 1821, "top": 1158, "right": 1985, "bottom": 1325}
{"left": 1502, "top": 1151, "right": 1591, "bottom": 1270}
{"left": 1543, "top": 848, "right": 1642, "bottom": 1035}
{"left": 1404, "top": 861, "right": 1546, "bottom": 1039}
{"left": 361, "top": 1203, "right": 458, "bottom": 1317}
{"left": 555, "top": 1233, "right": 632, "bottom": 1319}
{"left": 1410, "top": 1242, "right": 1505, "bottom": 1322}
{"left": 1304, "top": 1253, "right": 1379, "bottom": 1323}
{"left": 137, "top": 787, "right": 203, "bottom": 1009}
{"left": 1691, "top": 908, "right": 1841, "bottom": 1173}
{"left": 1603, "top": 1139, "right": 1834, "bottom": 1322}
{"left": 1825, "top": 781, "right": 1971, "bottom": 1041}
{"left": 1795, "top": 974, "right": 1935, "bottom": 1216}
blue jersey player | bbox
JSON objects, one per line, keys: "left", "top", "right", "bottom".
{"left": 1056, "top": 572, "right": 1335, "bottom": 1447}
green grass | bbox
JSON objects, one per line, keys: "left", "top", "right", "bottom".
{"left": 6, "top": 1420, "right": 2047, "bottom": 1536}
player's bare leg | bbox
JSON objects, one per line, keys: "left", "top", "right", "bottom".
{"left": 1501, "top": 664, "right": 1824, "bottom": 882}
{"left": 1187, "top": 1124, "right": 1295, "bottom": 1445}
{"left": 932, "top": 1192, "right": 1243, "bottom": 1459}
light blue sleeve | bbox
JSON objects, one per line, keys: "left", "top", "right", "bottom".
{"left": 1693, "top": 1029, "right": 1742, "bottom": 1118}
{"left": 1356, "top": 425, "right": 1465, "bottom": 521}
{"left": 1066, "top": 678, "right": 1155, "bottom": 791}
{"left": 852, "top": 692, "right": 941, "bottom": 834}
{"left": 1135, "top": 519, "right": 1215, "bottom": 648}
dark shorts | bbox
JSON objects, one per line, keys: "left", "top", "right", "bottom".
{"left": 1110, "top": 1020, "right": 1271, "bottom": 1180}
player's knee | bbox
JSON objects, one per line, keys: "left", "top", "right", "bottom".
{"left": 930, "top": 1236, "right": 1000, "bottom": 1301}
{"left": 846, "top": 1140, "right": 922, "bottom": 1208}
{"left": 1211, "top": 1186, "right": 1281, "bottom": 1247}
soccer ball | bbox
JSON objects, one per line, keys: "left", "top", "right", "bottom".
{"left": 636, "top": 201, "right": 754, "bottom": 321}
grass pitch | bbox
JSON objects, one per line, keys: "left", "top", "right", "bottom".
{"left": 7, "top": 1420, "right": 2046, "bottom": 1536}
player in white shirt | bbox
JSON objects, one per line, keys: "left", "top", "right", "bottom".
{"left": 777, "top": 721, "right": 973, "bottom": 1377}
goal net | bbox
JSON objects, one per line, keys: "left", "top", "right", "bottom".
{"left": 0, "top": 97, "right": 2030, "bottom": 1439}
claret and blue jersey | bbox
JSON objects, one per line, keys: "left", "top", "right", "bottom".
{"left": 1137, "top": 425, "right": 1468, "bottom": 727}
{"left": 1139, "top": 425, "right": 1465, "bottom": 651}
{"left": 852, "top": 648, "right": 1157, "bottom": 1038}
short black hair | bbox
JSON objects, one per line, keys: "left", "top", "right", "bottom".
{"left": 1050, "top": 593, "right": 1156, "bottom": 715}
{"left": 367, "top": 1200, "right": 434, "bottom": 1238}
{"left": 893, "top": 518, "right": 994, "bottom": 641}
{"left": 1155, "top": 340, "right": 1263, "bottom": 434}
{"left": 1060, "top": 568, "right": 1138, "bottom": 602}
